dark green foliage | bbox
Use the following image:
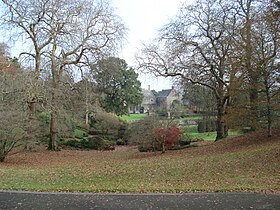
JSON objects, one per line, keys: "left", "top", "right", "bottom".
{"left": 65, "top": 139, "right": 81, "bottom": 148}
{"left": 117, "top": 124, "right": 128, "bottom": 144}
{"left": 197, "top": 119, "right": 216, "bottom": 133}
{"left": 156, "top": 108, "right": 168, "bottom": 117}
{"left": 91, "top": 57, "right": 143, "bottom": 116}
{"left": 38, "top": 112, "right": 51, "bottom": 125}
{"left": 116, "top": 139, "right": 126, "bottom": 145}
{"left": 198, "top": 121, "right": 206, "bottom": 133}
{"left": 172, "top": 144, "right": 198, "bottom": 150}
{"left": 64, "top": 137, "right": 115, "bottom": 150}
{"left": 179, "top": 139, "right": 191, "bottom": 146}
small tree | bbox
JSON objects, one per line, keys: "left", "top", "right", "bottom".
{"left": 0, "top": 72, "right": 26, "bottom": 162}
{"left": 154, "top": 127, "right": 181, "bottom": 153}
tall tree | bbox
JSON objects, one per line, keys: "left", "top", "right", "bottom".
{"left": 45, "top": 0, "right": 125, "bottom": 150}
{"left": 137, "top": 0, "right": 238, "bottom": 140}
{"left": 256, "top": 0, "right": 280, "bottom": 136}
{"left": 137, "top": 0, "right": 279, "bottom": 139}
{"left": 1, "top": 0, "right": 53, "bottom": 149}
{"left": 92, "top": 57, "right": 143, "bottom": 116}
{"left": 1, "top": 0, "right": 126, "bottom": 150}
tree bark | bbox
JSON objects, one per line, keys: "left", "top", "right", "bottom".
{"left": 26, "top": 100, "right": 36, "bottom": 150}
{"left": 215, "top": 97, "right": 228, "bottom": 141}
{"left": 265, "top": 87, "right": 272, "bottom": 137}
{"left": 48, "top": 47, "right": 60, "bottom": 151}
{"left": 244, "top": 8, "right": 259, "bottom": 130}
{"left": 48, "top": 76, "right": 59, "bottom": 151}
{"left": 215, "top": 76, "right": 228, "bottom": 141}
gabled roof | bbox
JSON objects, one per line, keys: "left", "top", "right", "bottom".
{"left": 142, "top": 88, "right": 155, "bottom": 97}
{"left": 157, "top": 89, "right": 172, "bottom": 98}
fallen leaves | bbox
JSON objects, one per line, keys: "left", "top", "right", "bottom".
{"left": 0, "top": 129, "right": 279, "bottom": 193}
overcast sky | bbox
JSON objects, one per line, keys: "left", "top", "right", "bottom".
{"left": 112, "top": 0, "right": 194, "bottom": 91}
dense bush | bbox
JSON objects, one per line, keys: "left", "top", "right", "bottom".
{"left": 90, "top": 112, "right": 121, "bottom": 137}
{"left": 125, "top": 116, "right": 183, "bottom": 152}
{"left": 124, "top": 116, "right": 162, "bottom": 150}
{"left": 154, "top": 127, "right": 181, "bottom": 153}
{"left": 117, "top": 123, "right": 128, "bottom": 144}
{"left": 116, "top": 139, "right": 126, "bottom": 145}
{"left": 63, "top": 136, "right": 115, "bottom": 150}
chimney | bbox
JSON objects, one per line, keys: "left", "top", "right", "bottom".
{"left": 148, "top": 85, "right": 150, "bottom": 90}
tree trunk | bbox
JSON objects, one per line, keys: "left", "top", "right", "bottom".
{"left": 0, "top": 152, "right": 5, "bottom": 162}
{"left": 48, "top": 62, "right": 60, "bottom": 151}
{"left": 26, "top": 100, "right": 36, "bottom": 150}
{"left": 249, "top": 84, "right": 259, "bottom": 130}
{"left": 244, "top": 11, "right": 260, "bottom": 130}
{"left": 215, "top": 97, "right": 228, "bottom": 141}
{"left": 266, "top": 88, "right": 272, "bottom": 137}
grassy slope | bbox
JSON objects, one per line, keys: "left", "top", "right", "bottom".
{"left": 0, "top": 129, "right": 279, "bottom": 193}
{"left": 120, "top": 114, "right": 148, "bottom": 122}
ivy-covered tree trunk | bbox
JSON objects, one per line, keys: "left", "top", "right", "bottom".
{"left": 216, "top": 98, "right": 228, "bottom": 141}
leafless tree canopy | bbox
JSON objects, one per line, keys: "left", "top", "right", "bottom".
{"left": 136, "top": 0, "right": 279, "bottom": 139}
{"left": 1, "top": 0, "right": 126, "bottom": 150}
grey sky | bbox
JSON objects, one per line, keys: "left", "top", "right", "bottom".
{"left": 112, "top": 0, "right": 194, "bottom": 91}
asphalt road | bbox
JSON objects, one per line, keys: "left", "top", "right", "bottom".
{"left": 0, "top": 191, "right": 279, "bottom": 210}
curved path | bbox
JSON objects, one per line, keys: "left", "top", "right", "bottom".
{"left": 0, "top": 190, "right": 279, "bottom": 210}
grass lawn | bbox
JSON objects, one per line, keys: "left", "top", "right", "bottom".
{"left": 0, "top": 129, "right": 279, "bottom": 193}
{"left": 120, "top": 114, "right": 148, "bottom": 122}
{"left": 184, "top": 125, "right": 242, "bottom": 141}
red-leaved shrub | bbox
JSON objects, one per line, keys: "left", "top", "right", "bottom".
{"left": 154, "top": 127, "right": 181, "bottom": 152}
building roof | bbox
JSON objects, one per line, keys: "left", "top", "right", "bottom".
{"left": 157, "top": 89, "right": 172, "bottom": 98}
{"left": 142, "top": 88, "right": 155, "bottom": 97}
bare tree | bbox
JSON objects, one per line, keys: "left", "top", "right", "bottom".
{"left": 225, "top": 0, "right": 279, "bottom": 134}
{"left": 137, "top": 0, "right": 238, "bottom": 140}
{"left": 137, "top": 0, "right": 279, "bottom": 140}
{"left": 1, "top": 0, "right": 126, "bottom": 150}
{"left": 44, "top": 0, "right": 125, "bottom": 150}
{"left": 256, "top": 1, "right": 279, "bottom": 136}
{"left": 231, "top": 0, "right": 279, "bottom": 130}
{"left": 1, "top": 0, "right": 53, "bottom": 149}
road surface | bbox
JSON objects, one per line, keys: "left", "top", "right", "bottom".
{"left": 0, "top": 190, "right": 279, "bottom": 210}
